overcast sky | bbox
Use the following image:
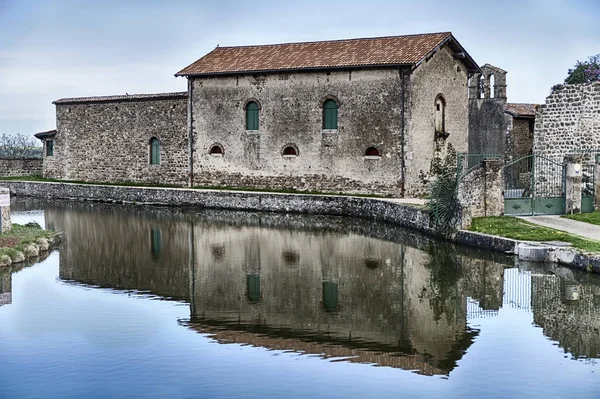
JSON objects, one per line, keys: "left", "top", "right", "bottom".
{"left": 1, "top": 0, "right": 599, "bottom": 136}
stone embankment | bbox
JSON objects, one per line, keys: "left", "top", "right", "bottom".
{"left": 1, "top": 181, "right": 599, "bottom": 273}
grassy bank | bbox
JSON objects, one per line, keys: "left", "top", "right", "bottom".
{"left": 0, "top": 222, "right": 55, "bottom": 264}
{"left": 563, "top": 212, "right": 600, "bottom": 226}
{"left": 470, "top": 216, "right": 600, "bottom": 252}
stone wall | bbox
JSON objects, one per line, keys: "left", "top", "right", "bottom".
{"left": 457, "top": 159, "right": 504, "bottom": 228}
{"left": 190, "top": 67, "right": 407, "bottom": 197}
{"left": 0, "top": 158, "right": 42, "bottom": 177}
{"left": 2, "top": 181, "right": 436, "bottom": 235}
{"left": 50, "top": 93, "right": 188, "bottom": 185}
{"left": 534, "top": 82, "right": 600, "bottom": 162}
{"left": 406, "top": 45, "right": 470, "bottom": 196}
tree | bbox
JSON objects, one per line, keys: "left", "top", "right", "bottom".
{"left": 553, "top": 54, "right": 600, "bottom": 91}
{"left": 0, "top": 133, "right": 42, "bottom": 158}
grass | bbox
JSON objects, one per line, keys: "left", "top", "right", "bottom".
{"left": 562, "top": 211, "right": 600, "bottom": 226}
{"left": 470, "top": 216, "right": 600, "bottom": 253}
{"left": 0, "top": 222, "right": 54, "bottom": 261}
{"left": 0, "top": 175, "right": 390, "bottom": 199}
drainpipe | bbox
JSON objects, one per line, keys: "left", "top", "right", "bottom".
{"left": 400, "top": 68, "right": 406, "bottom": 197}
{"left": 188, "top": 78, "right": 194, "bottom": 187}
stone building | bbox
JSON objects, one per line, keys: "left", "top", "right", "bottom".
{"left": 38, "top": 32, "right": 486, "bottom": 197}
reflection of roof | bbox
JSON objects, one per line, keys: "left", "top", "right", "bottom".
{"left": 185, "top": 319, "right": 478, "bottom": 376}
{"left": 505, "top": 103, "right": 537, "bottom": 118}
{"left": 53, "top": 92, "right": 188, "bottom": 105}
{"left": 33, "top": 129, "right": 56, "bottom": 140}
{"left": 176, "top": 32, "right": 480, "bottom": 76}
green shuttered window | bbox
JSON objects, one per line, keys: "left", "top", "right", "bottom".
{"left": 322, "top": 99, "right": 338, "bottom": 129}
{"left": 246, "top": 102, "right": 259, "bottom": 131}
{"left": 150, "top": 137, "right": 160, "bottom": 165}
{"left": 46, "top": 140, "right": 54, "bottom": 157}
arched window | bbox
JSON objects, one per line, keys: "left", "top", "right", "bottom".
{"left": 282, "top": 146, "right": 298, "bottom": 156}
{"left": 479, "top": 75, "right": 485, "bottom": 98}
{"left": 434, "top": 95, "right": 446, "bottom": 137}
{"left": 246, "top": 101, "right": 259, "bottom": 131}
{"left": 149, "top": 137, "right": 160, "bottom": 165}
{"left": 209, "top": 144, "right": 224, "bottom": 155}
{"left": 322, "top": 99, "right": 338, "bottom": 129}
{"left": 489, "top": 74, "right": 495, "bottom": 98}
{"left": 364, "top": 147, "right": 381, "bottom": 157}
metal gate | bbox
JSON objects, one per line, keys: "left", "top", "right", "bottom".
{"left": 581, "top": 161, "right": 595, "bottom": 213}
{"left": 504, "top": 155, "right": 565, "bottom": 216}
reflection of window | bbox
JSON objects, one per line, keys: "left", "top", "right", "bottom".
{"left": 282, "top": 250, "right": 299, "bottom": 266}
{"left": 151, "top": 228, "right": 161, "bottom": 257}
{"left": 247, "top": 273, "right": 260, "bottom": 303}
{"left": 322, "top": 99, "right": 338, "bottom": 129}
{"left": 150, "top": 137, "right": 160, "bottom": 165}
{"left": 322, "top": 281, "right": 338, "bottom": 312}
{"left": 46, "top": 140, "right": 54, "bottom": 156}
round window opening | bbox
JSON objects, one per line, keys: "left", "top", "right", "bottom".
{"left": 364, "top": 147, "right": 381, "bottom": 157}
{"left": 283, "top": 146, "right": 298, "bottom": 156}
{"left": 209, "top": 145, "right": 223, "bottom": 155}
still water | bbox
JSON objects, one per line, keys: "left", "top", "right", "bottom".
{"left": 0, "top": 198, "right": 598, "bottom": 398}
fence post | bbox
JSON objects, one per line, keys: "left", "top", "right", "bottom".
{"left": 594, "top": 156, "right": 600, "bottom": 211}
{"left": 564, "top": 155, "right": 583, "bottom": 214}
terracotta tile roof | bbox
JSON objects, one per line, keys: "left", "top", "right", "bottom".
{"left": 176, "top": 32, "right": 479, "bottom": 76}
{"left": 505, "top": 103, "right": 538, "bottom": 117}
{"left": 53, "top": 92, "right": 188, "bottom": 105}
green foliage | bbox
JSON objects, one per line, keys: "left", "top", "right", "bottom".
{"left": 553, "top": 54, "right": 600, "bottom": 91}
{"left": 423, "top": 242, "right": 462, "bottom": 322}
{"left": 422, "top": 145, "right": 461, "bottom": 235}
{"left": 470, "top": 216, "right": 600, "bottom": 253}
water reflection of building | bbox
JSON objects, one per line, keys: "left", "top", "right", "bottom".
{"left": 530, "top": 267, "right": 600, "bottom": 359}
{"left": 0, "top": 269, "right": 11, "bottom": 306}
{"left": 46, "top": 202, "right": 192, "bottom": 301}
{"left": 189, "top": 220, "right": 509, "bottom": 375}
{"left": 42, "top": 200, "right": 511, "bottom": 375}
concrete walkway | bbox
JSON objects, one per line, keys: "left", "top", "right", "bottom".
{"left": 519, "top": 215, "right": 600, "bottom": 241}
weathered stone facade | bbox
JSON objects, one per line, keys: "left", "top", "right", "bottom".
{"left": 190, "top": 68, "right": 406, "bottom": 196}
{"left": 0, "top": 159, "right": 42, "bottom": 177}
{"left": 46, "top": 93, "right": 188, "bottom": 185}
{"left": 468, "top": 64, "right": 508, "bottom": 158}
{"left": 405, "top": 45, "right": 470, "bottom": 196}
{"left": 534, "top": 82, "right": 600, "bottom": 163}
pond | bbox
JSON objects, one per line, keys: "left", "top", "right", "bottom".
{"left": 0, "top": 198, "right": 598, "bottom": 398}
